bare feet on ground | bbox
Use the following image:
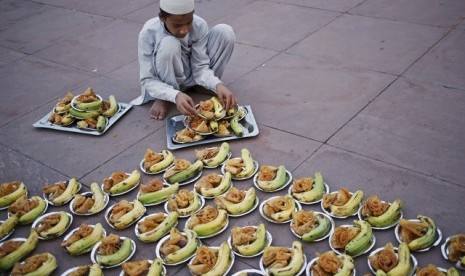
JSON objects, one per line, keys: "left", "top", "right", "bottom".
{"left": 150, "top": 100, "right": 170, "bottom": 120}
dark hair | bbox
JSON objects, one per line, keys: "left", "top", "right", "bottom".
{"left": 159, "top": 8, "right": 172, "bottom": 18}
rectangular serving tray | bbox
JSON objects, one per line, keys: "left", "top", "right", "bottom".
{"left": 32, "top": 103, "right": 132, "bottom": 136}
{"left": 166, "top": 105, "right": 259, "bottom": 150}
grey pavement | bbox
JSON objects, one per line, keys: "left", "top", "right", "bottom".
{"left": 1, "top": 0, "right": 465, "bottom": 275}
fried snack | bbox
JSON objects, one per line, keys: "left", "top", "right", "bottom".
{"left": 416, "top": 264, "right": 446, "bottom": 275}
{"left": 108, "top": 200, "right": 133, "bottom": 225}
{"left": 291, "top": 210, "right": 318, "bottom": 236}
{"left": 187, "top": 205, "right": 218, "bottom": 229}
{"left": 57, "top": 91, "right": 74, "bottom": 106}
{"left": 331, "top": 226, "right": 361, "bottom": 249}
{"left": 103, "top": 171, "right": 128, "bottom": 192}
{"left": 195, "top": 148, "right": 220, "bottom": 161}
{"left": 61, "top": 223, "right": 94, "bottom": 247}
{"left": 0, "top": 181, "right": 21, "bottom": 197}
{"left": 144, "top": 149, "right": 164, "bottom": 170}
{"left": 215, "top": 187, "right": 245, "bottom": 206}
{"left": 231, "top": 226, "right": 257, "bottom": 246}
{"left": 361, "top": 195, "right": 390, "bottom": 217}
{"left": 140, "top": 179, "right": 164, "bottom": 194}
{"left": 34, "top": 213, "right": 61, "bottom": 233}
{"left": 262, "top": 247, "right": 293, "bottom": 269}
{"left": 448, "top": 234, "right": 465, "bottom": 262}
{"left": 164, "top": 159, "right": 191, "bottom": 179}
{"left": 0, "top": 240, "right": 23, "bottom": 258}
{"left": 10, "top": 253, "right": 49, "bottom": 275}
{"left": 189, "top": 246, "right": 218, "bottom": 275}
{"left": 311, "top": 251, "right": 343, "bottom": 275}
{"left": 263, "top": 196, "right": 293, "bottom": 218}
{"left": 217, "top": 120, "right": 231, "bottom": 135}
{"left": 224, "top": 158, "right": 245, "bottom": 175}
{"left": 369, "top": 243, "right": 399, "bottom": 272}
{"left": 197, "top": 99, "right": 215, "bottom": 120}
{"left": 67, "top": 265, "right": 90, "bottom": 276}
{"left": 42, "top": 181, "right": 67, "bottom": 200}
{"left": 160, "top": 228, "right": 187, "bottom": 257}
{"left": 72, "top": 194, "right": 95, "bottom": 214}
{"left": 195, "top": 173, "right": 223, "bottom": 192}
{"left": 322, "top": 188, "right": 351, "bottom": 209}
{"left": 291, "top": 177, "right": 314, "bottom": 193}
{"left": 398, "top": 219, "right": 430, "bottom": 243}
{"left": 8, "top": 195, "right": 39, "bottom": 217}
{"left": 137, "top": 213, "right": 166, "bottom": 233}
{"left": 99, "top": 234, "right": 122, "bottom": 256}
{"left": 167, "top": 189, "right": 195, "bottom": 210}
{"left": 77, "top": 87, "right": 99, "bottom": 103}
{"left": 122, "top": 260, "right": 150, "bottom": 276}
{"left": 189, "top": 116, "right": 210, "bottom": 133}
{"left": 48, "top": 113, "right": 65, "bottom": 125}
{"left": 258, "top": 165, "right": 277, "bottom": 181}
{"left": 175, "top": 128, "right": 202, "bottom": 142}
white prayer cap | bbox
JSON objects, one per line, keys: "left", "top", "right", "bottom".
{"left": 160, "top": 0, "right": 194, "bottom": 15}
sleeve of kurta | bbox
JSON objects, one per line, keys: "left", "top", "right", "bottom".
{"left": 190, "top": 22, "right": 222, "bottom": 92}
{"left": 138, "top": 28, "right": 179, "bottom": 103}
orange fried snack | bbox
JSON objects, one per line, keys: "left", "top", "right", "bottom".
{"left": 398, "top": 219, "right": 429, "bottom": 243}
{"left": 195, "top": 148, "right": 220, "bottom": 160}
{"left": 103, "top": 171, "right": 128, "bottom": 192}
{"left": 257, "top": 165, "right": 277, "bottom": 181}
{"left": 99, "top": 234, "right": 122, "bottom": 255}
{"left": 448, "top": 234, "right": 465, "bottom": 262}
{"left": 8, "top": 195, "right": 39, "bottom": 217}
{"left": 35, "top": 213, "right": 61, "bottom": 233}
{"left": 197, "top": 99, "right": 215, "bottom": 120}
{"left": 263, "top": 196, "right": 293, "bottom": 218}
{"left": 164, "top": 159, "right": 191, "bottom": 179}
{"left": 189, "top": 246, "right": 218, "bottom": 275}
{"left": 0, "top": 181, "right": 21, "bottom": 197}
{"left": 10, "top": 253, "right": 49, "bottom": 275}
{"left": 0, "top": 240, "right": 23, "bottom": 258}
{"left": 331, "top": 226, "right": 361, "bottom": 249}
{"left": 195, "top": 173, "right": 222, "bottom": 191}
{"left": 137, "top": 213, "right": 166, "bottom": 233}
{"left": 160, "top": 228, "right": 187, "bottom": 257}
{"left": 61, "top": 224, "right": 94, "bottom": 247}
{"left": 361, "top": 195, "right": 390, "bottom": 217}
{"left": 108, "top": 200, "right": 133, "bottom": 225}
{"left": 311, "top": 251, "right": 343, "bottom": 276}
{"left": 231, "top": 226, "right": 257, "bottom": 246}
{"left": 167, "top": 189, "right": 195, "bottom": 210}
{"left": 43, "top": 181, "right": 67, "bottom": 200}
{"left": 122, "top": 260, "right": 150, "bottom": 276}
{"left": 189, "top": 116, "right": 210, "bottom": 133}
{"left": 262, "top": 247, "right": 292, "bottom": 269}
{"left": 322, "top": 188, "right": 351, "bottom": 209}
{"left": 291, "top": 177, "right": 314, "bottom": 193}
{"left": 368, "top": 243, "right": 399, "bottom": 272}
{"left": 415, "top": 264, "right": 447, "bottom": 276}
{"left": 143, "top": 148, "right": 164, "bottom": 170}
{"left": 72, "top": 194, "right": 95, "bottom": 214}
{"left": 175, "top": 128, "right": 201, "bottom": 142}
{"left": 214, "top": 187, "right": 245, "bottom": 209}
{"left": 187, "top": 205, "right": 219, "bottom": 229}
{"left": 224, "top": 158, "right": 245, "bottom": 175}
{"left": 140, "top": 179, "right": 164, "bottom": 194}
{"left": 77, "top": 87, "right": 99, "bottom": 103}
{"left": 291, "top": 210, "right": 318, "bottom": 236}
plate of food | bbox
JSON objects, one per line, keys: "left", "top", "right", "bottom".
{"left": 368, "top": 242, "right": 418, "bottom": 276}
{"left": 140, "top": 149, "right": 175, "bottom": 174}
{"left": 69, "top": 183, "right": 109, "bottom": 216}
{"left": 137, "top": 180, "right": 179, "bottom": 206}
{"left": 90, "top": 235, "right": 136, "bottom": 269}
{"left": 62, "top": 223, "right": 106, "bottom": 255}
{"left": 259, "top": 241, "right": 306, "bottom": 276}
{"left": 184, "top": 205, "right": 229, "bottom": 239}
{"left": 290, "top": 210, "right": 334, "bottom": 242}
{"left": 253, "top": 165, "right": 292, "bottom": 192}
{"left": 8, "top": 195, "right": 48, "bottom": 225}
{"left": 135, "top": 212, "right": 179, "bottom": 243}
{"left": 155, "top": 228, "right": 201, "bottom": 266}
{"left": 184, "top": 115, "right": 218, "bottom": 135}
{"left": 10, "top": 253, "right": 57, "bottom": 276}
{"left": 329, "top": 220, "right": 376, "bottom": 258}
{"left": 394, "top": 215, "right": 442, "bottom": 252}
{"left": 221, "top": 149, "right": 258, "bottom": 180}
{"left": 441, "top": 234, "right": 465, "bottom": 270}
{"left": 288, "top": 172, "right": 329, "bottom": 204}
{"left": 62, "top": 264, "right": 103, "bottom": 276}
{"left": 104, "top": 199, "right": 146, "bottom": 230}
{"left": 195, "top": 142, "right": 231, "bottom": 168}
{"left": 163, "top": 159, "right": 203, "bottom": 185}
{"left": 119, "top": 259, "right": 166, "bottom": 276}
{"left": 321, "top": 188, "right": 363, "bottom": 219}
{"left": 259, "top": 195, "right": 301, "bottom": 224}
{"left": 70, "top": 87, "right": 103, "bottom": 112}
{"left": 194, "top": 172, "right": 232, "bottom": 199}
{"left": 102, "top": 170, "right": 141, "bottom": 196}
{"left": 43, "top": 178, "right": 81, "bottom": 206}
{"left": 228, "top": 223, "right": 272, "bottom": 258}
{"left": 214, "top": 187, "right": 258, "bottom": 217}
{"left": 0, "top": 181, "right": 28, "bottom": 210}
{"left": 187, "top": 242, "right": 234, "bottom": 276}
{"left": 164, "top": 189, "right": 205, "bottom": 218}
{"left": 32, "top": 211, "right": 73, "bottom": 240}
{"left": 305, "top": 251, "right": 355, "bottom": 276}
{"left": 172, "top": 127, "right": 206, "bottom": 144}
{"left": 0, "top": 216, "right": 18, "bottom": 242}
{"left": 358, "top": 196, "right": 403, "bottom": 230}
{"left": 194, "top": 96, "right": 226, "bottom": 121}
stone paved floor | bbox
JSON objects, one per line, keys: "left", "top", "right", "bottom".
{"left": 1, "top": 0, "right": 465, "bottom": 275}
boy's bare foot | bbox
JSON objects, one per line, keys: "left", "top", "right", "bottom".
{"left": 150, "top": 100, "right": 170, "bottom": 120}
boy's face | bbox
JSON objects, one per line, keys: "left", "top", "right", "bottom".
{"left": 160, "top": 12, "right": 194, "bottom": 39}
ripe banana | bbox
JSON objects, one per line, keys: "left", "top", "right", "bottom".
{"left": 75, "top": 99, "right": 102, "bottom": 111}
{"left": 235, "top": 148, "right": 255, "bottom": 178}
{"left": 102, "top": 95, "right": 119, "bottom": 117}
{"left": 330, "top": 190, "right": 364, "bottom": 217}
{"left": 256, "top": 165, "right": 287, "bottom": 191}
{"left": 191, "top": 209, "right": 228, "bottom": 237}
{"left": 211, "top": 96, "right": 226, "bottom": 120}
{"left": 165, "top": 160, "right": 204, "bottom": 184}
{"left": 200, "top": 172, "right": 232, "bottom": 197}
{"left": 12, "top": 252, "right": 57, "bottom": 276}
{"left": 149, "top": 150, "right": 175, "bottom": 173}
{"left": 69, "top": 108, "right": 101, "bottom": 119}
{"left": 17, "top": 196, "right": 47, "bottom": 225}
{"left": 0, "top": 215, "right": 18, "bottom": 239}
{"left": 447, "top": 267, "right": 460, "bottom": 276}
{"left": 98, "top": 237, "right": 133, "bottom": 266}
{"left": 96, "top": 115, "right": 106, "bottom": 132}
{"left": 386, "top": 242, "right": 411, "bottom": 276}
{"left": 0, "top": 230, "right": 39, "bottom": 271}
{"left": 0, "top": 182, "right": 27, "bottom": 208}
{"left": 292, "top": 172, "right": 325, "bottom": 203}
{"left": 164, "top": 228, "right": 199, "bottom": 264}
{"left": 203, "top": 242, "right": 231, "bottom": 276}
{"left": 345, "top": 220, "right": 373, "bottom": 256}
{"left": 112, "top": 199, "right": 146, "bottom": 229}
{"left": 214, "top": 187, "right": 256, "bottom": 215}
{"left": 147, "top": 258, "right": 164, "bottom": 276}
{"left": 201, "top": 142, "right": 230, "bottom": 167}
{"left": 137, "top": 212, "right": 179, "bottom": 243}
{"left": 233, "top": 223, "right": 267, "bottom": 256}
{"left": 334, "top": 254, "right": 355, "bottom": 276}
{"left": 109, "top": 170, "right": 141, "bottom": 195}
{"left": 52, "top": 178, "right": 80, "bottom": 206}
{"left": 139, "top": 182, "right": 179, "bottom": 205}
{"left": 88, "top": 263, "right": 104, "bottom": 276}
{"left": 407, "top": 215, "right": 437, "bottom": 251}
{"left": 366, "top": 199, "right": 403, "bottom": 228}
{"left": 175, "top": 191, "right": 202, "bottom": 216}
{"left": 270, "top": 195, "right": 295, "bottom": 222}
{"left": 268, "top": 241, "right": 305, "bottom": 276}
{"left": 209, "top": 120, "right": 219, "bottom": 132}
{"left": 230, "top": 114, "right": 244, "bottom": 136}
{"left": 38, "top": 211, "right": 71, "bottom": 239}
{"left": 65, "top": 223, "right": 105, "bottom": 255}
{"left": 301, "top": 214, "right": 332, "bottom": 242}
{"left": 88, "top": 182, "right": 107, "bottom": 213}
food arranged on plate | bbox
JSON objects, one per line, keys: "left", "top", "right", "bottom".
{"left": 0, "top": 181, "right": 28, "bottom": 209}
{"left": 290, "top": 210, "right": 333, "bottom": 242}
{"left": 163, "top": 159, "right": 203, "bottom": 185}
{"left": 195, "top": 96, "right": 226, "bottom": 121}
{"left": 136, "top": 212, "right": 178, "bottom": 243}
{"left": 93, "top": 234, "right": 135, "bottom": 267}
{"left": 138, "top": 179, "right": 179, "bottom": 206}
{"left": 194, "top": 172, "right": 232, "bottom": 198}
{"left": 307, "top": 251, "right": 355, "bottom": 276}
{"left": 8, "top": 195, "right": 47, "bottom": 225}
{"left": 185, "top": 115, "right": 219, "bottom": 135}
{"left": 222, "top": 148, "right": 257, "bottom": 180}
{"left": 195, "top": 142, "right": 231, "bottom": 168}
{"left": 43, "top": 178, "right": 81, "bottom": 206}
{"left": 61, "top": 223, "right": 105, "bottom": 255}
{"left": 0, "top": 230, "right": 39, "bottom": 271}
{"left": 105, "top": 199, "right": 145, "bottom": 230}
{"left": 10, "top": 252, "right": 57, "bottom": 276}
{"left": 442, "top": 234, "right": 465, "bottom": 270}
{"left": 33, "top": 211, "right": 72, "bottom": 240}
{"left": 415, "top": 264, "right": 459, "bottom": 276}
{"left": 166, "top": 189, "right": 203, "bottom": 217}
{"left": 359, "top": 195, "right": 403, "bottom": 229}
{"left": 214, "top": 187, "right": 257, "bottom": 216}
{"left": 186, "top": 205, "right": 228, "bottom": 238}
{"left": 173, "top": 127, "right": 205, "bottom": 143}
{"left": 368, "top": 242, "right": 416, "bottom": 276}
{"left": 188, "top": 242, "right": 233, "bottom": 276}
{"left": 0, "top": 216, "right": 18, "bottom": 243}
{"left": 141, "top": 149, "right": 175, "bottom": 174}
{"left": 102, "top": 170, "right": 141, "bottom": 196}
{"left": 261, "top": 241, "right": 305, "bottom": 276}
{"left": 261, "top": 195, "right": 299, "bottom": 223}
{"left": 62, "top": 263, "right": 103, "bottom": 276}
{"left": 157, "top": 228, "right": 200, "bottom": 265}
{"left": 121, "top": 258, "right": 164, "bottom": 276}
{"left": 330, "top": 220, "right": 375, "bottom": 257}
{"left": 230, "top": 223, "right": 269, "bottom": 257}
{"left": 70, "top": 182, "right": 108, "bottom": 215}
{"left": 254, "top": 164, "right": 290, "bottom": 192}
{"left": 396, "top": 215, "right": 441, "bottom": 252}
{"left": 322, "top": 188, "right": 363, "bottom": 218}
{"left": 290, "top": 172, "right": 327, "bottom": 204}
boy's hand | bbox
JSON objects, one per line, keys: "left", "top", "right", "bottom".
{"left": 216, "top": 83, "right": 237, "bottom": 111}
{"left": 175, "top": 92, "right": 196, "bottom": 116}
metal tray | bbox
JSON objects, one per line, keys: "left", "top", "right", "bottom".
{"left": 32, "top": 103, "right": 132, "bottom": 136}
{"left": 166, "top": 105, "right": 259, "bottom": 150}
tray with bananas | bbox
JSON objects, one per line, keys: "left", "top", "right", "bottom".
{"left": 33, "top": 88, "right": 132, "bottom": 136}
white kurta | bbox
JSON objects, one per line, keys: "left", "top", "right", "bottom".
{"left": 132, "top": 15, "right": 235, "bottom": 105}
